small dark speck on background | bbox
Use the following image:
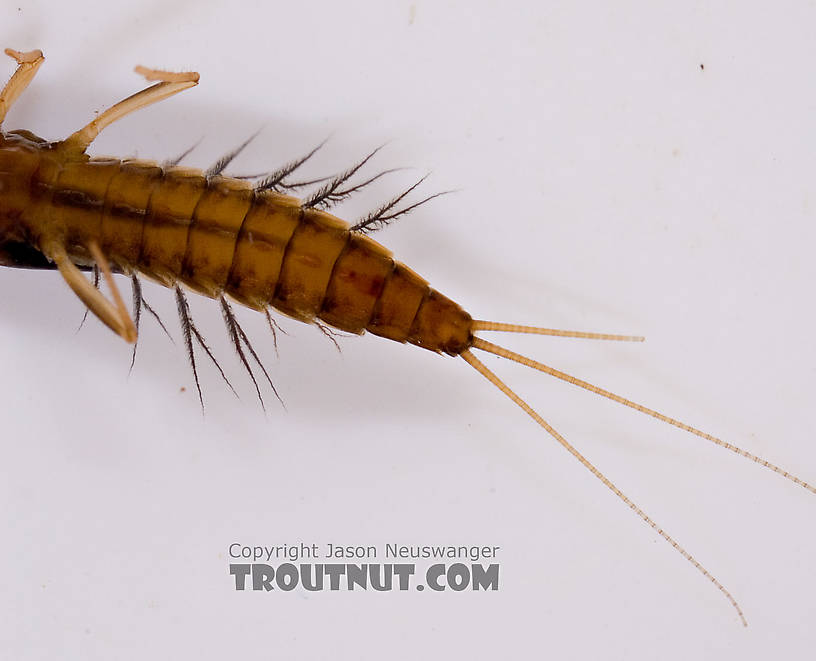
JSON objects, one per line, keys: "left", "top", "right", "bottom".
{"left": 180, "top": 386, "right": 186, "bottom": 393}
{"left": 700, "top": 63, "right": 705, "bottom": 70}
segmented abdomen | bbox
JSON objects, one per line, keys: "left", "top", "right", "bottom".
{"left": 2, "top": 136, "right": 472, "bottom": 355}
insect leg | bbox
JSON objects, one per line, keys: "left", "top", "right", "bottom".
{"left": 0, "top": 48, "right": 44, "bottom": 127}
{"left": 60, "top": 65, "right": 199, "bottom": 154}
{"left": 44, "top": 240, "right": 137, "bottom": 343}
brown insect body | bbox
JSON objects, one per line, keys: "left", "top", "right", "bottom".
{"left": 0, "top": 128, "right": 472, "bottom": 356}
{"left": 2, "top": 48, "right": 814, "bottom": 627}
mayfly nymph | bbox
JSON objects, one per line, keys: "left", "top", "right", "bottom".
{"left": 0, "top": 48, "right": 812, "bottom": 627}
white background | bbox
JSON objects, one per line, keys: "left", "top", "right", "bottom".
{"left": 1, "top": 1, "right": 815, "bottom": 658}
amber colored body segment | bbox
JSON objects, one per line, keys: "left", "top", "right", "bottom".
{"left": 7, "top": 50, "right": 816, "bottom": 627}
{"left": 183, "top": 176, "right": 254, "bottom": 297}
{"left": 0, "top": 129, "right": 473, "bottom": 355}
{"left": 141, "top": 166, "right": 204, "bottom": 287}
{"left": 226, "top": 192, "right": 301, "bottom": 310}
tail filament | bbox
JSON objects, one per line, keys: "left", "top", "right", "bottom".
{"left": 472, "top": 336, "right": 816, "bottom": 495}
{"left": 463, "top": 321, "right": 815, "bottom": 625}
